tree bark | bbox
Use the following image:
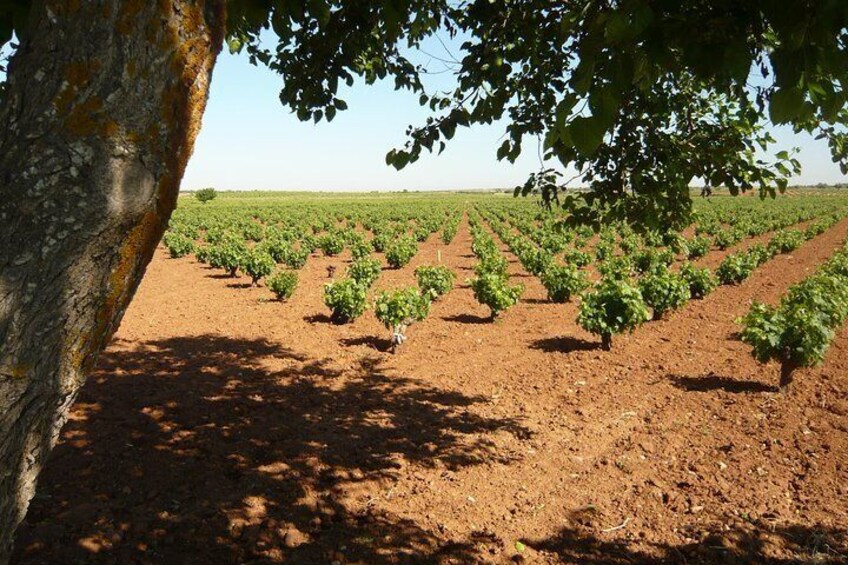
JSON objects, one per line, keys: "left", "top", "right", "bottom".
{"left": 779, "top": 359, "right": 797, "bottom": 393}
{"left": 0, "top": 1, "right": 226, "bottom": 560}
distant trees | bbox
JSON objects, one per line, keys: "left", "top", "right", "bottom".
{"left": 195, "top": 187, "right": 218, "bottom": 204}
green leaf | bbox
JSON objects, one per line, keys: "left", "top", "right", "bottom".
{"left": 569, "top": 116, "right": 607, "bottom": 157}
{"left": 227, "top": 37, "right": 243, "bottom": 54}
{"left": 769, "top": 88, "right": 805, "bottom": 124}
{"left": 497, "top": 140, "right": 510, "bottom": 161}
{"left": 605, "top": 12, "right": 631, "bottom": 42}
{"left": 571, "top": 58, "right": 595, "bottom": 94}
{"left": 589, "top": 85, "right": 621, "bottom": 124}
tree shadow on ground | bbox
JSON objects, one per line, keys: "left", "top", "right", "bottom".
{"left": 303, "top": 313, "right": 333, "bottom": 324}
{"left": 339, "top": 335, "right": 392, "bottom": 352}
{"left": 668, "top": 373, "right": 777, "bottom": 394}
{"left": 441, "top": 313, "right": 492, "bottom": 324}
{"left": 524, "top": 521, "right": 847, "bottom": 564}
{"left": 530, "top": 336, "right": 600, "bottom": 353}
{"left": 12, "top": 335, "right": 529, "bottom": 564}
{"left": 522, "top": 297, "right": 551, "bottom": 305}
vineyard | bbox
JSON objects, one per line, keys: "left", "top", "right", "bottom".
{"left": 159, "top": 190, "right": 848, "bottom": 387}
{"left": 13, "top": 190, "right": 848, "bottom": 564}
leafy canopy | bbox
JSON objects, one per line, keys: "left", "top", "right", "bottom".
{"left": 4, "top": 1, "right": 848, "bottom": 227}
{"left": 226, "top": 1, "right": 848, "bottom": 228}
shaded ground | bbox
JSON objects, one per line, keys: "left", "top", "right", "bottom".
{"left": 12, "top": 216, "right": 848, "bottom": 564}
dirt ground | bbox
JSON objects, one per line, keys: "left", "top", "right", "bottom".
{"left": 12, "top": 216, "right": 848, "bottom": 564}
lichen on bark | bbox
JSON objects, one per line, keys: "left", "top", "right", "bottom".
{"left": 0, "top": 1, "right": 226, "bottom": 561}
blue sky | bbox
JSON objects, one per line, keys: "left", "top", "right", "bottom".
{"left": 183, "top": 46, "right": 548, "bottom": 192}
{"left": 183, "top": 49, "right": 846, "bottom": 191}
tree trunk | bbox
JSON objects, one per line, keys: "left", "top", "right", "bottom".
{"left": 0, "top": 1, "right": 226, "bottom": 560}
{"left": 601, "top": 333, "right": 612, "bottom": 351}
{"left": 779, "top": 359, "right": 797, "bottom": 393}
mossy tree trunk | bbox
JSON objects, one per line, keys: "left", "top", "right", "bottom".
{"left": 0, "top": 1, "right": 226, "bottom": 560}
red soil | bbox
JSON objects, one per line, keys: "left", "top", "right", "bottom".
{"left": 12, "top": 217, "right": 848, "bottom": 564}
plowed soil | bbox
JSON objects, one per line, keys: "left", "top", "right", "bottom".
{"left": 12, "top": 216, "right": 848, "bottom": 564}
